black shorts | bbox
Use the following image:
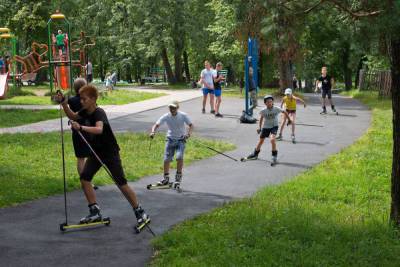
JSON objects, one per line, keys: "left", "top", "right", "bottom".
{"left": 80, "top": 153, "right": 127, "bottom": 186}
{"left": 322, "top": 89, "right": 332, "bottom": 99}
{"left": 286, "top": 109, "right": 296, "bottom": 114}
{"left": 87, "top": 74, "right": 93, "bottom": 83}
{"left": 72, "top": 131, "right": 91, "bottom": 158}
{"left": 260, "top": 126, "right": 278, "bottom": 139}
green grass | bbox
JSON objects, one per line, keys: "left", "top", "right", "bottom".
{"left": 0, "top": 133, "right": 235, "bottom": 207}
{"left": 0, "top": 89, "right": 164, "bottom": 106}
{"left": 0, "top": 109, "right": 61, "bottom": 128}
{"left": 151, "top": 90, "right": 398, "bottom": 266}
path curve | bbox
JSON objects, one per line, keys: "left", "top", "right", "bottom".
{"left": 0, "top": 94, "right": 371, "bottom": 266}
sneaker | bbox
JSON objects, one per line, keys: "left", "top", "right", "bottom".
{"left": 210, "top": 110, "right": 216, "bottom": 114}
{"left": 215, "top": 113, "right": 223, "bottom": 118}
{"left": 175, "top": 172, "right": 182, "bottom": 183}
{"left": 247, "top": 149, "right": 259, "bottom": 160}
{"left": 202, "top": 108, "right": 205, "bottom": 114}
{"left": 276, "top": 134, "right": 282, "bottom": 141}
{"left": 134, "top": 206, "right": 150, "bottom": 224}
{"left": 80, "top": 204, "right": 102, "bottom": 224}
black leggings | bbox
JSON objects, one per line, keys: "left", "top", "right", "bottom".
{"left": 80, "top": 154, "right": 127, "bottom": 186}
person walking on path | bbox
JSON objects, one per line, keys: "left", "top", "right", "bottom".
{"left": 277, "top": 88, "right": 306, "bottom": 143}
{"left": 244, "top": 95, "right": 292, "bottom": 165}
{"left": 213, "top": 62, "right": 225, "bottom": 118}
{"left": 315, "top": 66, "right": 336, "bottom": 114}
{"left": 85, "top": 60, "right": 93, "bottom": 83}
{"left": 57, "top": 85, "right": 150, "bottom": 226}
{"left": 150, "top": 100, "right": 193, "bottom": 189}
{"left": 200, "top": 60, "right": 216, "bottom": 114}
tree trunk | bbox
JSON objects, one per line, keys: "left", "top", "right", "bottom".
{"left": 390, "top": 35, "right": 400, "bottom": 226}
{"left": 161, "top": 46, "right": 176, "bottom": 84}
{"left": 183, "top": 50, "right": 190, "bottom": 82}
{"left": 342, "top": 43, "right": 352, "bottom": 90}
{"left": 278, "top": 56, "right": 292, "bottom": 92}
{"left": 174, "top": 46, "right": 184, "bottom": 83}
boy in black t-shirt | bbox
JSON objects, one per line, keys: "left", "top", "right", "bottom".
{"left": 59, "top": 85, "right": 149, "bottom": 227}
{"left": 213, "top": 62, "right": 225, "bottom": 117}
{"left": 315, "top": 66, "right": 336, "bottom": 114}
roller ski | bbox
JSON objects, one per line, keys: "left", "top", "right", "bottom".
{"left": 146, "top": 173, "right": 183, "bottom": 193}
{"left": 60, "top": 204, "right": 111, "bottom": 232}
{"left": 134, "top": 206, "right": 151, "bottom": 234}
{"left": 320, "top": 106, "right": 338, "bottom": 116}
{"left": 240, "top": 149, "right": 259, "bottom": 162}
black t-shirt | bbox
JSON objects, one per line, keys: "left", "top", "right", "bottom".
{"left": 318, "top": 75, "right": 332, "bottom": 91}
{"left": 214, "top": 71, "right": 222, "bottom": 90}
{"left": 68, "top": 95, "right": 85, "bottom": 124}
{"left": 78, "top": 108, "right": 120, "bottom": 157}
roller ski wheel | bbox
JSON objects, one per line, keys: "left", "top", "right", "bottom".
{"left": 60, "top": 222, "right": 67, "bottom": 232}
{"left": 134, "top": 218, "right": 151, "bottom": 234}
{"left": 173, "top": 182, "right": 183, "bottom": 193}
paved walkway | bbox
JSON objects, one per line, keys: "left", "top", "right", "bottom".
{"left": 0, "top": 89, "right": 201, "bottom": 134}
{"left": 0, "top": 94, "right": 371, "bottom": 266}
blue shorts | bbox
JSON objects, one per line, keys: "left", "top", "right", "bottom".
{"left": 214, "top": 89, "right": 222, "bottom": 97}
{"left": 202, "top": 88, "right": 215, "bottom": 96}
{"left": 164, "top": 138, "right": 186, "bottom": 162}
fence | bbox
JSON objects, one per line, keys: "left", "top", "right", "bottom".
{"left": 358, "top": 69, "right": 391, "bottom": 97}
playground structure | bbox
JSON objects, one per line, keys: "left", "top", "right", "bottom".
{"left": 0, "top": 28, "right": 17, "bottom": 99}
{"left": 240, "top": 37, "right": 259, "bottom": 123}
{"left": 0, "top": 12, "right": 94, "bottom": 99}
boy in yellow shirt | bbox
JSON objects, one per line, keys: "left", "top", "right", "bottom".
{"left": 277, "top": 88, "right": 306, "bottom": 143}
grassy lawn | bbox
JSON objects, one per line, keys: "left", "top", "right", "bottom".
{"left": 0, "top": 133, "right": 235, "bottom": 207}
{"left": 151, "top": 91, "right": 399, "bottom": 266}
{"left": 0, "top": 109, "right": 61, "bottom": 128}
{"left": 0, "top": 89, "right": 164, "bottom": 106}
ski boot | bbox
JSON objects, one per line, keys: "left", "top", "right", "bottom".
{"left": 320, "top": 107, "right": 327, "bottom": 115}
{"left": 173, "top": 172, "right": 183, "bottom": 193}
{"left": 276, "top": 134, "right": 283, "bottom": 141}
{"left": 202, "top": 108, "right": 205, "bottom": 114}
{"left": 157, "top": 173, "right": 170, "bottom": 186}
{"left": 134, "top": 205, "right": 151, "bottom": 233}
{"left": 291, "top": 135, "right": 296, "bottom": 144}
{"left": 271, "top": 150, "right": 278, "bottom": 166}
{"left": 241, "top": 149, "right": 260, "bottom": 162}
{"left": 332, "top": 105, "right": 338, "bottom": 115}
{"left": 80, "top": 203, "right": 102, "bottom": 224}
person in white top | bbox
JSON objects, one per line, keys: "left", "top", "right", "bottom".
{"left": 200, "top": 60, "right": 216, "bottom": 114}
{"left": 150, "top": 100, "right": 194, "bottom": 187}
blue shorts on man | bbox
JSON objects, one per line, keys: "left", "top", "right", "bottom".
{"left": 202, "top": 87, "right": 215, "bottom": 96}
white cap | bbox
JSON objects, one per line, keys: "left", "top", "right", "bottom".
{"left": 284, "top": 88, "right": 292, "bottom": 95}
{"left": 168, "top": 100, "right": 179, "bottom": 108}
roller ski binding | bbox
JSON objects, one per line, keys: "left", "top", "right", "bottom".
{"left": 134, "top": 206, "right": 151, "bottom": 234}
{"left": 241, "top": 149, "right": 259, "bottom": 162}
{"left": 147, "top": 174, "right": 172, "bottom": 190}
{"left": 80, "top": 204, "right": 103, "bottom": 224}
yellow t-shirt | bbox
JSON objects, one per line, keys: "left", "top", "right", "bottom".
{"left": 283, "top": 96, "right": 296, "bottom": 110}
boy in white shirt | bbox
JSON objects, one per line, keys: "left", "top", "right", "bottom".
{"left": 150, "top": 101, "right": 194, "bottom": 187}
{"left": 200, "top": 60, "right": 216, "bottom": 114}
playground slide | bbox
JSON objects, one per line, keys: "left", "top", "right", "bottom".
{"left": 0, "top": 72, "right": 9, "bottom": 99}
{"left": 57, "top": 66, "right": 70, "bottom": 90}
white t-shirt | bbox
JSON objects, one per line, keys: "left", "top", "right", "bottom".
{"left": 86, "top": 62, "right": 93, "bottom": 75}
{"left": 200, "top": 68, "right": 216, "bottom": 89}
{"left": 156, "top": 111, "right": 192, "bottom": 139}
{"left": 259, "top": 106, "right": 283, "bottom": 128}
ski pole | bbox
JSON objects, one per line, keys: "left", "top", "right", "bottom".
{"left": 191, "top": 139, "right": 238, "bottom": 162}
{"left": 59, "top": 104, "right": 68, "bottom": 225}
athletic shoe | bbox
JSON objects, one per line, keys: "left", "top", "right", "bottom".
{"left": 215, "top": 113, "right": 223, "bottom": 118}
{"left": 157, "top": 175, "right": 169, "bottom": 186}
{"left": 202, "top": 108, "right": 205, "bottom": 114}
{"left": 276, "top": 134, "right": 282, "bottom": 141}
{"left": 210, "top": 110, "right": 216, "bottom": 114}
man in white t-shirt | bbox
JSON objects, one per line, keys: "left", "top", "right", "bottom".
{"left": 150, "top": 100, "right": 194, "bottom": 188}
{"left": 85, "top": 60, "right": 93, "bottom": 83}
{"left": 200, "top": 60, "right": 216, "bottom": 114}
